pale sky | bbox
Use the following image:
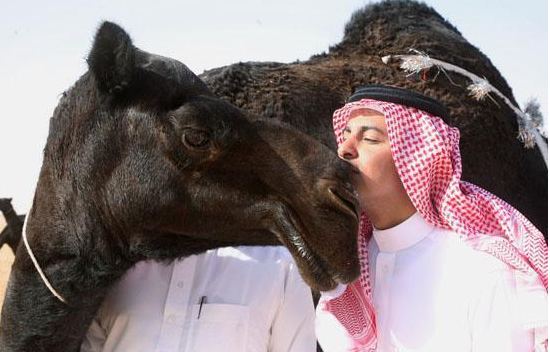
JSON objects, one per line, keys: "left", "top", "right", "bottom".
{"left": 0, "top": 0, "right": 547, "bottom": 213}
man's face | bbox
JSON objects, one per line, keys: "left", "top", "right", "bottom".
{"left": 337, "top": 109, "right": 408, "bottom": 208}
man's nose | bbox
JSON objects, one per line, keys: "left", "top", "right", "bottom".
{"left": 337, "top": 138, "right": 358, "bottom": 160}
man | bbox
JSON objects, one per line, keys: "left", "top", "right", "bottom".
{"left": 315, "top": 85, "right": 547, "bottom": 352}
{"left": 81, "top": 246, "right": 315, "bottom": 352}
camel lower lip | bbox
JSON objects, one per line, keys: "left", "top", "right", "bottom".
{"left": 270, "top": 209, "right": 342, "bottom": 290}
{"left": 263, "top": 198, "right": 357, "bottom": 291}
{"left": 285, "top": 226, "right": 344, "bottom": 290}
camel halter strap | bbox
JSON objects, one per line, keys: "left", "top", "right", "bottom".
{"left": 22, "top": 211, "right": 68, "bottom": 305}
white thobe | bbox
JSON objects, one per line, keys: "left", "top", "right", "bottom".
{"left": 316, "top": 212, "right": 545, "bottom": 352}
{"left": 81, "top": 246, "right": 316, "bottom": 352}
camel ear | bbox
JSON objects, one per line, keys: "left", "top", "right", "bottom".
{"left": 88, "top": 21, "right": 135, "bottom": 95}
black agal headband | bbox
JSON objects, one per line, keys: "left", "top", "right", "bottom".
{"left": 348, "top": 85, "right": 448, "bottom": 119}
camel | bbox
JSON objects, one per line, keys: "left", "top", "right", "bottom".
{"left": 200, "top": 0, "right": 548, "bottom": 234}
{"left": 0, "top": 199, "right": 24, "bottom": 254}
{"left": 0, "top": 22, "right": 360, "bottom": 352}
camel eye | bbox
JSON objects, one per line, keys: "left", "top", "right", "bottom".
{"left": 182, "top": 128, "right": 210, "bottom": 149}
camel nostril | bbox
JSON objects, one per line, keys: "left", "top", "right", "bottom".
{"left": 318, "top": 179, "right": 359, "bottom": 219}
{"left": 328, "top": 187, "right": 359, "bottom": 219}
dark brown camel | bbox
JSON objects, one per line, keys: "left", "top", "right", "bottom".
{"left": 200, "top": 0, "right": 548, "bottom": 234}
{"left": 0, "top": 198, "right": 24, "bottom": 254}
{"left": 0, "top": 22, "right": 361, "bottom": 352}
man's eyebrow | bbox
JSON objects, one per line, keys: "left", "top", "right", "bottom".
{"left": 344, "top": 125, "right": 385, "bottom": 134}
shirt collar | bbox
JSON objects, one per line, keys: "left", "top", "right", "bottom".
{"left": 372, "top": 212, "right": 435, "bottom": 252}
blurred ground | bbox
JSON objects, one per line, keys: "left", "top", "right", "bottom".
{"left": 0, "top": 216, "right": 14, "bottom": 310}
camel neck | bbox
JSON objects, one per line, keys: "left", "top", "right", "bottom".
{"left": 0, "top": 219, "right": 133, "bottom": 352}
{"left": 0, "top": 263, "right": 124, "bottom": 352}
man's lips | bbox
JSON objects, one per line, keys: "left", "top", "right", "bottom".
{"left": 350, "top": 166, "right": 361, "bottom": 175}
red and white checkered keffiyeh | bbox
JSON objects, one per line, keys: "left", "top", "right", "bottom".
{"left": 324, "top": 98, "right": 548, "bottom": 352}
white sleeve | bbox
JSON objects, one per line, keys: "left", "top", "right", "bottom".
{"left": 470, "top": 269, "right": 537, "bottom": 352}
{"left": 268, "top": 261, "right": 317, "bottom": 352}
{"left": 80, "top": 314, "right": 107, "bottom": 352}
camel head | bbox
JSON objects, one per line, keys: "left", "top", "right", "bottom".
{"left": 0, "top": 198, "right": 13, "bottom": 212}
{"left": 36, "top": 22, "right": 360, "bottom": 291}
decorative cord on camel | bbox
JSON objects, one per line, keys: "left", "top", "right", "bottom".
{"left": 382, "top": 49, "right": 548, "bottom": 166}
